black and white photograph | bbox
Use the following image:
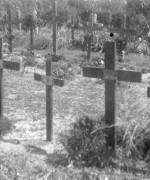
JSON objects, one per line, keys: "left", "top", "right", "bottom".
{"left": 0, "top": 0, "right": 150, "bottom": 179}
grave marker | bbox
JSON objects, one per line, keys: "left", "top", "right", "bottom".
{"left": 0, "top": 5, "right": 34, "bottom": 52}
{"left": 82, "top": 41, "right": 142, "bottom": 150}
{"left": 34, "top": 0, "right": 64, "bottom": 141}
{"left": 0, "top": 38, "right": 20, "bottom": 138}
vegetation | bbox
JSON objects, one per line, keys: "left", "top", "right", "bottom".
{"left": 1, "top": 0, "right": 150, "bottom": 179}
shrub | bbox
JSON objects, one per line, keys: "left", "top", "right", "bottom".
{"left": 32, "top": 34, "right": 51, "bottom": 50}
{"left": 53, "top": 61, "right": 69, "bottom": 79}
{"left": 57, "top": 26, "right": 72, "bottom": 49}
{"left": 12, "top": 30, "right": 27, "bottom": 47}
{"left": 59, "top": 116, "right": 114, "bottom": 168}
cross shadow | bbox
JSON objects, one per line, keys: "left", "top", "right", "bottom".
{"left": 0, "top": 137, "right": 20, "bottom": 145}
{"left": 44, "top": 152, "right": 69, "bottom": 167}
{"left": 24, "top": 144, "right": 49, "bottom": 156}
{"left": 24, "top": 143, "right": 69, "bottom": 167}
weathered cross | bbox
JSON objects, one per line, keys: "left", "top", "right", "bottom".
{"left": 82, "top": 41, "right": 142, "bottom": 150}
{"left": 34, "top": 0, "right": 64, "bottom": 141}
{"left": 0, "top": 5, "right": 21, "bottom": 53}
{"left": 0, "top": 38, "right": 20, "bottom": 138}
{"left": 0, "top": 4, "right": 34, "bottom": 52}
{"left": 78, "top": 13, "right": 137, "bottom": 61}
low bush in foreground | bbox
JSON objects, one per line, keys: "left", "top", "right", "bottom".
{"left": 59, "top": 116, "right": 114, "bottom": 168}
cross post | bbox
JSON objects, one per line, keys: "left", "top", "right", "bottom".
{"left": 82, "top": 41, "right": 142, "bottom": 150}
{"left": 147, "top": 87, "right": 150, "bottom": 97}
{"left": 0, "top": 38, "right": 20, "bottom": 138}
{"left": 71, "top": 17, "right": 75, "bottom": 45}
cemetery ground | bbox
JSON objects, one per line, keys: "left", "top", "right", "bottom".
{"left": 0, "top": 49, "right": 150, "bottom": 179}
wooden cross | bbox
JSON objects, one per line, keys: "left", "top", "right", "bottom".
{"left": 0, "top": 38, "right": 20, "bottom": 138}
{"left": 82, "top": 41, "right": 142, "bottom": 150}
{"left": 34, "top": 59, "right": 64, "bottom": 141}
{"left": 34, "top": 0, "right": 64, "bottom": 141}
{"left": 0, "top": 5, "right": 21, "bottom": 53}
{"left": 0, "top": 5, "right": 34, "bottom": 52}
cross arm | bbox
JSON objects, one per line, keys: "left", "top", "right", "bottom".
{"left": 117, "top": 70, "right": 142, "bottom": 83}
{"left": 77, "top": 25, "right": 104, "bottom": 31}
{"left": 108, "top": 28, "right": 137, "bottom": 35}
{"left": 0, "top": 19, "right": 22, "bottom": 25}
{"left": 82, "top": 66, "right": 104, "bottom": 79}
{"left": 82, "top": 66, "right": 142, "bottom": 83}
{"left": 34, "top": 73, "right": 64, "bottom": 87}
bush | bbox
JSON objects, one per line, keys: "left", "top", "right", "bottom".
{"left": 12, "top": 30, "right": 27, "bottom": 47}
{"left": 33, "top": 34, "right": 51, "bottom": 50}
{"left": 57, "top": 27, "right": 72, "bottom": 50}
{"left": 59, "top": 116, "right": 114, "bottom": 168}
{"left": 12, "top": 28, "right": 52, "bottom": 50}
{"left": 53, "top": 61, "right": 69, "bottom": 79}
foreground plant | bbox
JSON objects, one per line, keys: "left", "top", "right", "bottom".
{"left": 59, "top": 116, "right": 114, "bottom": 168}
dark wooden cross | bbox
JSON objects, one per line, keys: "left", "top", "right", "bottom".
{"left": 0, "top": 38, "right": 20, "bottom": 138}
{"left": 34, "top": 0, "right": 64, "bottom": 141}
{"left": 82, "top": 41, "right": 142, "bottom": 150}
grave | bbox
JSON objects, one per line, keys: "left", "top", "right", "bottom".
{"left": 82, "top": 41, "right": 142, "bottom": 150}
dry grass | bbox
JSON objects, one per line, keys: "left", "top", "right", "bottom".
{"left": 0, "top": 51, "right": 150, "bottom": 179}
